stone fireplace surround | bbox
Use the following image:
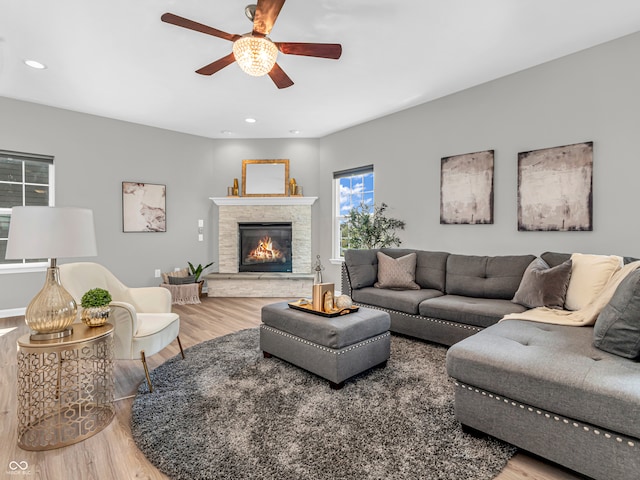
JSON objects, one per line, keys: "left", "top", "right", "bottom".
{"left": 207, "top": 197, "right": 317, "bottom": 297}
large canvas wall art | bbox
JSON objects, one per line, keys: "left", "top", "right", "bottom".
{"left": 518, "top": 142, "right": 593, "bottom": 231}
{"left": 122, "top": 182, "right": 166, "bottom": 232}
{"left": 440, "top": 150, "right": 494, "bottom": 224}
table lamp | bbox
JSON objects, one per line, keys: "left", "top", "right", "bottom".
{"left": 5, "top": 206, "right": 97, "bottom": 340}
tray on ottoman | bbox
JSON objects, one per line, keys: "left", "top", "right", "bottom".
{"left": 288, "top": 299, "right": 359, "bottom": 317}
{"left": 260, "top": 301, "right": 391, "bottom": 389}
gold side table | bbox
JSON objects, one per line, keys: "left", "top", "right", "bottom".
{"left": 16, "top": 323, "right": 115, "bottom": 450}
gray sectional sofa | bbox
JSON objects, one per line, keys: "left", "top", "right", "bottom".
{"left": 341, "top": 248, "right": 535, "bottom": 346}
{"left": 342, "top": 248, "right": 640, "bottom": 480}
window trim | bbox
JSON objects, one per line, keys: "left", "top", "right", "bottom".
{"left": 0, "top": 150, "right": 54, "bottom": 274}
{"left": 332, "top": 165, "right": 374, "bottom": 260}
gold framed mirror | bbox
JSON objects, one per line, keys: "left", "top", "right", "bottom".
{"left": 242, "top": 159, "right": 290, "bottom": 197}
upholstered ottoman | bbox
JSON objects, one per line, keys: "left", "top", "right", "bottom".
{"left": 260, "top": 301, "right": 391, "bottom": 389}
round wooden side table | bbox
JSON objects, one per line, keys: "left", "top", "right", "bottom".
{"left": 16, "top": 323, "right": 115, "bottom": 450}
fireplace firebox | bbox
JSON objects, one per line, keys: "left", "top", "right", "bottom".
{"left": 238, "top": 222, "right": 292, "bottom": 273}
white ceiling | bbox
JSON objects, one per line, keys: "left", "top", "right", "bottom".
{"left": 2, "top": 0, "right": 640, "bottom": 139}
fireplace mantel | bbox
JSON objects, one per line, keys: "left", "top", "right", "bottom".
{"left": 210, "top": 197, "right": 317, "bottom": 206}
{"left": 210, "top": 195, "right": 316, "bottom": 296}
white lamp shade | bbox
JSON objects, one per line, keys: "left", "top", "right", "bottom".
{"left": 5, "top": 206, "right": 97, "bottom": 260}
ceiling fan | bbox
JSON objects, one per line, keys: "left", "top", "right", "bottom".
{"left": 161, "top": 0, "right": 342, "bottom": 89}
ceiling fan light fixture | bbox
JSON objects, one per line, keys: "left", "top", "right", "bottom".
{"left": 233, "top": 35, "right": 278, "bottom": 77}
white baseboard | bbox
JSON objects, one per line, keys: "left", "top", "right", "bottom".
{"left": 1, "top": 307, "right": 25, "bottom": 319}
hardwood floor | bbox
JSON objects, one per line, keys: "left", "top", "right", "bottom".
{"left": 0, "top": 297, "right": 583, "bottom": 480}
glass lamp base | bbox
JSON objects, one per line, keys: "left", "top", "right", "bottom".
{"left": 30, "top": 327, "right": 74, "bottom": 341}
{"left": 25, "top": 266, "right": 78, "bottom": 340}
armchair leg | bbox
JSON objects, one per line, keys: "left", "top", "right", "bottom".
{"left": 177, "top": 335, "right": 185, "bottom": 359}
{"left": 141, "top": 350, "right": 153, "bottom": 393}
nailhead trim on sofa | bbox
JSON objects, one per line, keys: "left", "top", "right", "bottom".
{"left": 454, "top": 381, "right": 637, "bottom": 448}
{"left": 354, "top": 303, "right": 484, "bottom": 333}
{"left": 260, "top": 324, "right": 391, "bottom": 354}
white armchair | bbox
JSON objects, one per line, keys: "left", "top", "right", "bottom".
{"left": 59, "top": 262, "right": 184, "bottom": 392}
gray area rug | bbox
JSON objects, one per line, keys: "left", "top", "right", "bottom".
{"left": 131, "top": 328, "right": 516, "bottom": 480}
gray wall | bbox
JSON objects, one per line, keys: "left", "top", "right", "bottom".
{"left": 318, "top": 31, "right": 640, "bottom": 286}
{"left": 2, "top": 31, "right": 639, "bottom": 310}
{"left": 0, "top": 98, "right": 320, "bottom": 310}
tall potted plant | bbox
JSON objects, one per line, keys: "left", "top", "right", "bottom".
{"left": 188, "top": 261, "right": 214, "bottom": 296}
{"left": 343, "top": 202, "right": 406, "bottom": 249}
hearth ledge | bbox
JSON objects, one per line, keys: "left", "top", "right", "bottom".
{"left": 204, "top": 272, "right": 314, "bottom": 297}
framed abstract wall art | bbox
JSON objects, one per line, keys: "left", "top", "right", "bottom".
{"left": 122, "top": 182, "right": 166, "bottom": 232}
{"left": 517, "top": 142, "right": 593, "bottom": 231}
{"left": 440, "top": 150, "right": 494, "bottom": 224}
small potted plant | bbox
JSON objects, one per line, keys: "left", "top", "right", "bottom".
{"left": 188, "top": 261, "right": 214, "bottom": 297}
{"left": 80, "top": 287, "right": 112, "bottom": 327}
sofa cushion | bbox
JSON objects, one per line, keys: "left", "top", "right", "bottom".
{"left": 542, "top": 251, "right": 640, "bottom": 267}
{"left": 381, "top": 248, "right": 449, "bottom": 291}
{"left": 344, "top": 249, "right": 379, "bottom": 289}
{"left": 445, "top": 254, "right": 535, "bottom": 300}
{"left": 512, "top": 257, "right": 572, "bottom": 309}
{"left": 446, "top": 320, "right": 640, "bottom": 440}
{"left": 540, "top": 251, "right": 571, "bottom": 268}
{"left": 594, "top": 269, "right": 640, "bottom": 359}
{"left": 352, "top": 287, "right": 443, "bottom": 315}
{"left": 565, "top": 253, "right": 622, "bottom": 311}
{"left": 374, "top": 252, "right": 420, "bottom": 290}
{"left": 419, "top": 295, "right": 527, "bottom": 328}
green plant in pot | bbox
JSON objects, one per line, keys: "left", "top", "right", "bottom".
{"left": 188, "top": 261, "right": 214, "bottom": 296}
{"left": 80, "top": 287, "right": 112, "bottom": 327}
{"left": 188, "top": 261, "right": 214, "bottom": 282}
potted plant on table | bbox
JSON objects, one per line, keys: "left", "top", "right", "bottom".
{"left": 80, "top": 287, "right": 112, "bottom": 327}
{"left": 188, "top": 261, "right": 214, "bottom": 297}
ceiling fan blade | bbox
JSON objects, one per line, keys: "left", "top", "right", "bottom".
{"left": 196, "top": 53, "right": 236, "bottom": 76}
{"left": 252, "top": 0, "right": 286, "bottom": 37}
{"left": 268, "top": 63, "right": 294, "bottom": 89}
{"left": 276, "top": 42, "right": 342, "bottom": 59}
{"left": 161, "top": 13, "right": 241, "bottom": 42}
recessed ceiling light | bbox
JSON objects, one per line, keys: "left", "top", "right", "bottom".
{"left": 245, "top": 118, "right": 257, "bottom": 124}
{"left": 220, "top": 130, "right": 233, "bottom": 135}
{"left": 24, "top": 59, "right": 46, "bottom": 69}
{"left": 289, "top": 130, "right": 300, "bottom": 135}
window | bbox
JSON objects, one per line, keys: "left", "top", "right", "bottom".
{"left": 333, "top": 165, "right": 374, "bottom": 259}
{"left": 0, "top": 150, "right": 54, "bottom": 270}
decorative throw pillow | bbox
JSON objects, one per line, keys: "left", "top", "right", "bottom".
{"left": 163, "top": 267, "right": 190, "bottom": 284}
{"left": 168, "top": 274, "right": 197, "bottom": 285}
{"left": 593, "top": 269, "right": 640, "bottom": 359}
{"left": 564, "top": 253, "right": 622, "bottom": 311}
{"left": 374, "top": 252, "right": 420, "bottom": 290}
{"left": 512, "top": 257, "right": 572, "bottom": 309}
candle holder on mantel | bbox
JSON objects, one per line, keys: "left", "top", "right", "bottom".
{"left": 227, "top": 178, "right": 240, "bottom": 197}
{"left": 287, "top": 178, "right": 303, "bottom": 196}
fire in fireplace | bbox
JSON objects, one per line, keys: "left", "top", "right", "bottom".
{"left": 238, "top": 222, "right": 292, "bottom": 273}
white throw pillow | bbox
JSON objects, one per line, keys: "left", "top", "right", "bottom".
{"left": 564, "top": 253, "right": 622, "bottom": 311}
